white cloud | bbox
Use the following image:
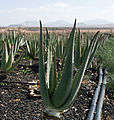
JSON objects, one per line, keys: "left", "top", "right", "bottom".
{"left": 7, "top": 8, "right": 27, "bottom": 13}
{"left": 0, "top": 9, "right": 5, "bottom": 14}
{"left": 111, "top": 4, "right": 114, "bottom": 8}
{"left": 39, "top": 6, "right": 50, "bottom": 11}
{"left": 54, "top": 2, "right": 69, "bottom": 8}
{"left": 15, "top": 8, "right": 27, "bottom": 11}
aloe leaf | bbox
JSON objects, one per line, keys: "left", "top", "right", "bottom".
{"left": 49, "top": 49, "right": 57, "bottom": 96}
{"left": 26, "top": 40, "right": 30, "bottom": 54}
{"left": 45, "top": 28, "right": 52, "bottom": 88}
{"left": 87, "top": 40, "right": 99, "bottom": 68}
{"left": 51, "top": 19, "right": 76, "bottom": 107}
{"left": 75, "top": 29, "right": 81, "bottom": 68}
{"left": 81, "top": 38, "right": 89, "bottom": 65}
{"left": 60, "top": 39, "right": 63, "bottom": 59}
{"left": 1, "top": 40, "right": 8, "bottom": 71}
{"left": 14, "top": 38, "right": 18, "bottom": 55}
{"left": 14, "top": 33, "right": 20, "bottom": 55}
{"left": 6, "top": 49, "right": 25, "bottom": 73}
{"left": 6, "top": 44, "right": 14, "bottom": 70}
{"left": 6, "top": 39, "right": 11, "bottom": 55}
{"left": 46, "top": 41, "right": 52, "bottom": 88}
{"left": 46, "top": 28, "right": 49, "bottom": 47}
{"left": 56, "top": 40, "right": 60, "bottom": 58}
{"left": 39, "top": 21, "right": 53, "bottom": 108}
{"left": 61, "top": 34, "right": 72, "bottom": 71}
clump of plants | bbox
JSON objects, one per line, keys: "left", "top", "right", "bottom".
{"left": 26, "top": 34, "right": 39, "bottom": 60}
{"left": 96, "top": 37, "right": 114, "bottom": 73}
{"left": 0, "top": 31, "right": 26, "bottom": 74}
{"left": 107, "top": 74, "right": 114, "bottom": 90}
{"left": 96, "top": 35, "right": 114, "bottom": 91}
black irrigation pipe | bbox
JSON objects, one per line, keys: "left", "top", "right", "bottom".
{"left": 86, "top": 67, "right": 107, "bottom": 120}
{"left": 95, "top": 69, "right": 107, "bottom": 120}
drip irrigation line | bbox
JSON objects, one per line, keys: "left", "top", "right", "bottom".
{"left": 86, "top": 66, "right": 103, "bottom": 120}
{"left": 95, "top": 69, "right": 107, "bottom": 120}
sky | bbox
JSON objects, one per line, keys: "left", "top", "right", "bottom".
{"left": 0, "top": 0, "right": 114, "bottom": 26}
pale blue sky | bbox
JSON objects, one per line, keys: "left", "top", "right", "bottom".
{"left": 0, "top": 0, "right": 114, "bottom": 26}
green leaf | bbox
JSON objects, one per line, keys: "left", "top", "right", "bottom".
{"left": 75, "top": 29, "right": 81, "bottom": 68}
{"left": 87, "top": 40, "right": 99, "bottom": 67}
{"left": 49, "top": 49, "right": 57, "bottom": 96}
{"left": 46, "top": 40, "right": 52, "bottom": 88}
{"left": 6, "top": 49, "right": 25, "bottom": 73}
{"left": 51, "top": 19, "right": 76, "bottom": 107}
{"left": 6, "top": 44, "right": 14, "bottom": 70}
{"left": 1, "top": 40, "right": 8, "bottom": 71}
{"left": 81, "top": 38, "right": 89, "bottom": 65}
{"left": 39, "top": 21, "right": 53, "bottom": 108}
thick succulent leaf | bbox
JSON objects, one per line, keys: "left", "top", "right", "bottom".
{"left": 1, "top": 40, "right": 8, "bottom": 71}
{"left": 26, "top": 40, "right": 31, "bottom": 53}
{"left": 13, "top": 38, "right": 18, "bottom": 55}
{"left": 39, "top": 21, "right": 53, "bottom": 108}
{"left": 87, "top": 40, "right": 99, "bottom": 68}
{"left": 61, "top": 28, "right": 74, "bottom": 71}
{"left": 6, "top": 49, "right": 25, "bottom": 73}
{"left": 46, "top": 41, "right": 52, "bottom": 88}
{"left": 60, "top": 39, "right": 63, "bottom": 58}
{"left": 74, "top": 29, "right": 81, "bottom": 68}
{"left": 6, "top": 39, "right": 11, "bottom": 55}
{"left": 81, "top": 38, "right": 89, "bottom": 65}
{"left": 6, "top": 44, "right": 14, "bottom": 70}
{"left": 51, "top": 19, "right": 76, "bottom": 108}
{"left": 46, "top": 28, "right": 49, "bottom": 47}
{"left": 49, "top": 49, "right": 57, "bottom": 96}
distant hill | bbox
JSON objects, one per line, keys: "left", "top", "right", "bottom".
{"left": 22, "top": 21, "right": 39, "bottom": 27}
{"left": 9, "top": 24, "right": 23, "bottom": 27}
{"left": 7, "top": 19, "right": 114, "bottom": 28}
{"left": 83, "top": 19, "right": 114, "bottom": 28}
{"left": 77, "top": 22, "right": 87, "bottom": 28}
{"left": 44, "top": 20, "right": 72, "bottom": 27}
{"left": 84, "top": 19, "right": 113, "bottom": 25}
{"left": 9, "top": 21, "right": 39, "bottom": 27}
{"left": 86, "top": 24, "right": 114, "bottom": 28}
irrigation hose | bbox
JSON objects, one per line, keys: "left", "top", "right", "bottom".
{"left": 86, "top": 66, "right": 103, "bottom": 120}
{"left": 95, "top": 70, "right": 107, "bottom": 120}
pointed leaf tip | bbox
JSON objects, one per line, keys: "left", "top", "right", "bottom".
{"left": 73, "top": 19, "right": 76, "bottom": 28}
{"left": 39, "top": 20, "right": 42, "bottom": 27}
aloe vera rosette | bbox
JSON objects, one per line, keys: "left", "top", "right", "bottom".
{"left": 1, "top": 39, "right": 25, "bottom": 73}
{"left": 39, "top": 20, "right": 100, "bottom": 118}
{"left": 26, "top": 35, "right": 39, "bottom": 60}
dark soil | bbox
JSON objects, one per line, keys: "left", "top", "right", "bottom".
{"left": 0, "top": 59, "right": 114, "bottom": 120}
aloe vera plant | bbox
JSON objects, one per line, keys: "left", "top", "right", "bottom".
{"left": 1, "top": 37, "right": 25, "bottom": 73}
{"left": 38, "top": 20, "right": 101, "bottom": 118}
{"left": 26, "top": 35, "right": 39, "bottom": 60}
{"left": 4, "top": 31, "right": 26, "bottom": 55}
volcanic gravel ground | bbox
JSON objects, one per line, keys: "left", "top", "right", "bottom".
{"left": 0, "top": 60, "right": 114, "bottom": 120}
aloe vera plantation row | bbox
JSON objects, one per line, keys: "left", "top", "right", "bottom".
{"left": 0, "top": 20, "right": 109, "bottom": 118}
{"left": 0, "top": 27, "right": 107, "bottom": 73}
